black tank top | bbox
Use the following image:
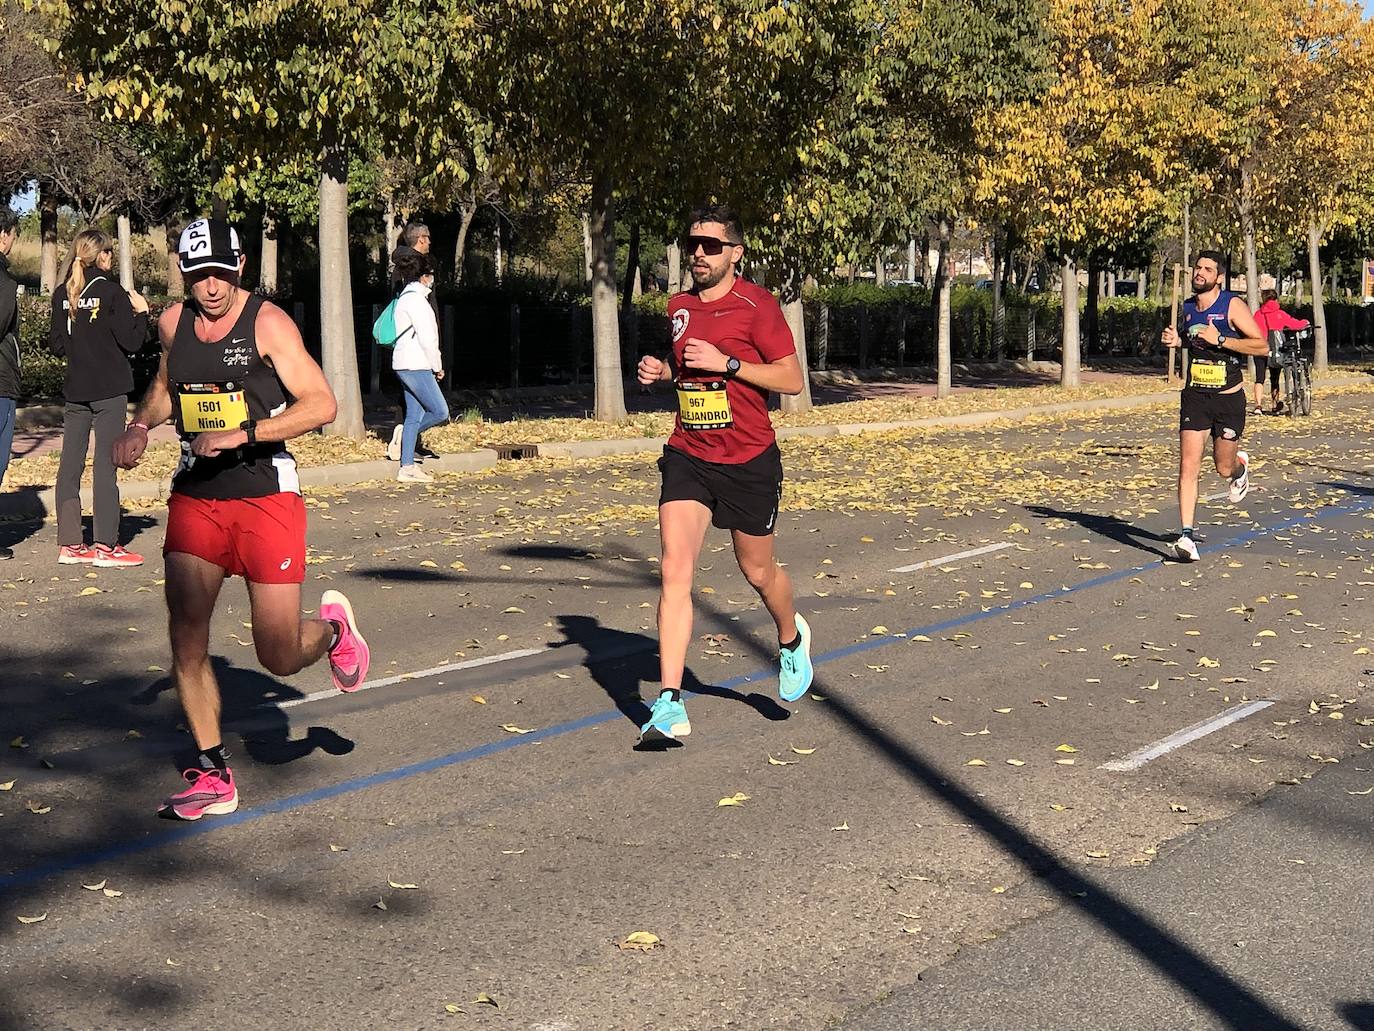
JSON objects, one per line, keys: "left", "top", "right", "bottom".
{"left": 168, "top": 293, "right": 299, "bottom": 499}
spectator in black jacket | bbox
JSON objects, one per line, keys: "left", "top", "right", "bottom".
{"left": 0, "top": 206, "right": 19, "bottom": 559}
{"left": 49, "top": 227, "right": 150, "bottom": 567}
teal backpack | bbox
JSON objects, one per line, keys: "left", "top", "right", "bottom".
{"left": 372, "top": 298, "right": 413, "bottom": 348}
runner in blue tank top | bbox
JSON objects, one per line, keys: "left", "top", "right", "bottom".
{"left": 1160, "top": 251, "right": 1267, "bottom": 562}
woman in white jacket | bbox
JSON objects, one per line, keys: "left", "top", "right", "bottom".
{"left": 390, "top": 251, "right": 448, "bottom": 482}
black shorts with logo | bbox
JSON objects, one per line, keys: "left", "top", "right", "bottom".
{"left": 1180, "top": 387, "right": 1246, "bottom": 440}
{"left": 658, "top": 444, "right": 784, "bottom": 537}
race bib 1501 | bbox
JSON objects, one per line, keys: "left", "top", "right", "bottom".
{"left": 178, "top": 382, "right": 249, "bottom": 434}
{"left": 676, "top": 380, "right": 733, "bottom": 430}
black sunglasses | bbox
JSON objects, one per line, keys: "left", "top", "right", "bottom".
{"left": 684, "top": 235, "right": 740, "bottom": 256}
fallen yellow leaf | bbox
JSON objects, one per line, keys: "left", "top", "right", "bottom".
{"left": 618, "top": 931, "right": 663, "bottom": 952}
{"left": 717, "top": 792, "right": 750, "bottom": 807}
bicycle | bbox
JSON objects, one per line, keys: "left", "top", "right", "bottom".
{"left": 1274, "top": 326, "right": 1314, "bottom": 418}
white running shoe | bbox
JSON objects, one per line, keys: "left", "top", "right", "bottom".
{"left": 1172, "top": 535, "right": 1200, "bottom": 562}
{"left": 397, "top": 465, "right": 433, "bottom": 483}
{"left": 386, "top": 424, "right": 403, "bottom": 463}
{"left": 1229, "top": 451, "right": 1250, "bottom": 503}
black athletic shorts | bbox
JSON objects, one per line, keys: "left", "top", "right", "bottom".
{"left": 658, "top": 443, "right": 784, "bottom": 537}
{"left": 1180, "top": 387, "right": 1246, "bottom": 440}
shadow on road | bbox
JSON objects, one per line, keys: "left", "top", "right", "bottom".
{"left": 1024, "top": 503, "right": 1173, "bottom": 558}
{"left": 1342, "top": 1002, "right": 1374, "bottom": 1030}
{"left": 132, "top": 656, "right": 354, "bottom": 767}
{"left": 551, "top": 614, "right": 789, "bottom": 738}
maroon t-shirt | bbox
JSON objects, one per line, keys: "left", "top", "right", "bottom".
{"left": 665, "top": 277, "right": 796, "bottom": 464}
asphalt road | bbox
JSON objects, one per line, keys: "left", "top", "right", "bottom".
{"left": 1, "top": 389, "right": 1371, "bottom": 1030}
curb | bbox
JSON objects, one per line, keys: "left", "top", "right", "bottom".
{"left": 0, "top": 449, "right": 501, "bottom": 522}
{"left": 4, "top": 375, "right": 1369, "bottom": 521}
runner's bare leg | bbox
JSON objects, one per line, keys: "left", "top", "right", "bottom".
{"left": 658, "top": 500, "right": 712, "bottom": 693}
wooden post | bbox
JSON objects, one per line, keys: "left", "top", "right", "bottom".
{"left": 1167, "top": 263, "right": 1182, "bottom": 385}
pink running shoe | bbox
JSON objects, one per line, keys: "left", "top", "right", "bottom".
{"left": 157, "top": 767, "right": 238, "bottom": 821}
{"left": 92, "top": 543, "right": 144, "bottom": 568}
{"left": 320, "top": 589, "right": 369, "bottom": 692}
{"left": 58, "top": 544, "right": 96, "bottom": 564}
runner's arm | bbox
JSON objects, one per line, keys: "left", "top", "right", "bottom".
{"left": 1222, "top": 299, "right": 1268, "bottom": 356}
{"left": 733, "top": 353, "right": 803, "bottom": 395}
{"left": 680, "top": 337, "right": 803, "bottom": 395}
{"left": 248, "top": 303, "right": 338, "bottom": 443}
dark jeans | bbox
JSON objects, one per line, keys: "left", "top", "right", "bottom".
{"left": 57, "top": 395, "right": 126, "bottom": 547}
{"left": 0, "top": 397, "right": 14, "bottom": 490}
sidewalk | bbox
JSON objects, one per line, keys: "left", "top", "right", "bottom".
{"left": 3, "top": 369, "right": 1370, "bottom": 522}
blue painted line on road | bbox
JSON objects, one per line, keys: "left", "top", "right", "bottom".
{"left": 3, "top": 491, "right": 1370, "bottom": 895}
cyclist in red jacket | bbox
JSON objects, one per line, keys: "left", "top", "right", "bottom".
{"left": 1252, "top": 289, "right": 1309, "bottom": 414}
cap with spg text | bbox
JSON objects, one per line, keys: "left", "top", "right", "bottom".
{"left": 178, "top": 218, "right": 242, "bottom": 274}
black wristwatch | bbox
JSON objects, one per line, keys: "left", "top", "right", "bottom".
{"left": 240, "top": 419, "right": 258, "bottom": 444}
{"left": 724, "top": 357, "right": 741, "bottom": 379}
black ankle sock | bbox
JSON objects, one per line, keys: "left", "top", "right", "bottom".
{"left": 197, "top": 744, "right": 228, "bottom": 771}
{"left": 664, "top": 689, "right": 682, "bottom": 702}
{"left": 780, "top": 634, "right": 801, "bottom": 652}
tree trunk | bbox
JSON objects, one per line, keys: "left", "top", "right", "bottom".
{"left": 906, "top": 239, "right": 916, "bottom": 281}
{"left": 936, "top": 217, "right": 952, "bottom": 397}
{"left": 778, "top": 269, "right": 813, "bottom": 414}
{"left": 39, "top": 185, "right": 59, "bottom": 295}
{"left": 581, "top": 212, "right": 593, "bottom": 285}
{"left": 454, "top": 201, "right": 477, "bottom": 286}
{"left": 991, "top": 230, "right": 1005, "bottom": 361}
{"left": 1239, "top": 161, "right": 1261, "bottom": 314}
{"left": 318, "top": 135, "right": 364, "bottom": 438}
{"left": 116, "top": 214, "right": 134, "bottom": 290}
{"left": 260, "top": 213, "right": 279, "bottom": 293}
{"left": 588, "top": 167, "right": 625, "bottom": 421}
{"left": 494, "top": 220, "right": 504, "bottom": 283}
{"left": 622, "top": 222, "right": 640, "bottom": 312}
{"left": 1181, "top": 199, "right": 1191, "bottom": 270}
{"left": 1136, "top": 267, "right": 1147, "bottom": 300}
{"left": 874, "top": 251, "right": 886, "bottom": 287}
{"left": 666, "top": 240, "right": 681, "bottom": 295}
{"left": 1308, "top": 220, "right": 1328, "bottom": 373}
{"left": 1085, "top": 257, "right": 1100, "bottom": 354}
{"left": 164, "top": 218, "right": 184, "bottom": 298}
{"left": 1295, "top": 274, "right": 1304, "bottom": 307}
{"left": 1060, "top": 253, "right": 1081, "bottom": 387}
{"left": 384, "top": 194, "right": 398, "bottom": 277}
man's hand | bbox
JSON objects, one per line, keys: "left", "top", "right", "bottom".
{"left": 681, "top": 337, "right": 728, "bottom": 374}
{"left": 436, "top": 369, "right": 445, "bottom": 381}
{"left": 112, "top": 425, "right": 149, "bottom": 470}
{"left": 637, "top": 355, "right": 666, "bottom": 386}
{"left": 1161, "top": 326, "right": 1181, "bottom": 349}
{"left": 1193, "top": 322, "right": 1222, "bottom": 346}
{"left": 191, "top": 429, "right": 248, "bottom": 458}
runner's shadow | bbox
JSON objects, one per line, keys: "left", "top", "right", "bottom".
{"left": 1341, "top": 1002, "right": 1374, "bottom": 1029}
{"left": 1024, "top": 504, "right": 1173, "bottom": 559}
{"left": 551, "top": 615, "right": 790, "bottom": 743}
{"left": 131, "top": 656, "right": 354, "bottom": 767}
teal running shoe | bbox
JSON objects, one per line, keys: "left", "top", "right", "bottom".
{"left": 778, "top": 613, "right": 814, "bottom": 703}
{"left": 638, "top": 690, "right": 691, "bottom": 747}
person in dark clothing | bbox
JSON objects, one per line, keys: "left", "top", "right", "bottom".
{"left": 0, "top": 206, "right": 19, "bottom": 559}
{"left": 49, "top": 227, "right": 150, "bottom": 566}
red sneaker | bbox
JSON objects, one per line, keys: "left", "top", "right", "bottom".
{"left": 157, "top": 768, "right": 238, "bottom": 821}
{"left": 92, "top": 544, "right": 144, "bottom": 568}
{"left": 320, "top": 589, "right": 370, "bottom": 692}
{"left": 58, "top": 544, "right": 96, "bottom": 564}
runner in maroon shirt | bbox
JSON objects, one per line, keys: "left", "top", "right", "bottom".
{"left": 633, "top": 205, "right": 814, "bottom": 747}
